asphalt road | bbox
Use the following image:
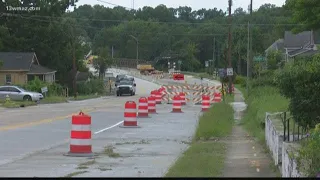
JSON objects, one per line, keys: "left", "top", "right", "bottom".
{"left": 0, "top": 71, "right": 160, "bottom": 167}
{"left": 0, "top": 68, "right": 204, "bottom": 177}
{"left": 0, "top": 68, "right": 225, "bottom": 177}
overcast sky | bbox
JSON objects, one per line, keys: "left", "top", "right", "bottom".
{"left": 72, "top": 0, "right": 286, "bottom": 12}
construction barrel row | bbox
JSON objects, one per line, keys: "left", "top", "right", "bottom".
{"left": 66, "top": 84, "right": 224, "bottom": 157}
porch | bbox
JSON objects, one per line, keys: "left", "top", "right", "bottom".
{"left": 27, "top": 64, "right": 57, "bottom": 83}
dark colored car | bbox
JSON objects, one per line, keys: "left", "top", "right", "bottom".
{"left": 116, "top": 80, "right": 136, "bottom": 96}
{"left": 115, "top": 74, "right": 126, "bottom": 86}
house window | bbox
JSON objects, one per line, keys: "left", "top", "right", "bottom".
{"left": 5, "top": 74, "right": 11, "bottom": 84}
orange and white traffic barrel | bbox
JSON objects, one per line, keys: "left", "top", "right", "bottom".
{"left": 213, "top": 92, "right": 222, "bottom": 103}
{"left": 151, "top": 90, "right": 156, "bottom": 98}
{"left": 148, "top": 96, "right": 157, "bottom": 113}
{"left": 179, "top": 92, "right": 186, "bottom": 105}
{"left": 201, "top": 95, "right": 210, "bottom": 112}
{"left": 172, "top": 95, "right": 182, "bottom": 113}
{"left": 158, "top": 87, "right": 166, "bottom": 98}
{"left": 66, "top": 111, "right": 93, "bottom": 157}
{"left": 120, "top": 101, "right": 139, "bottom": 128}
{"left": 155, "top": 90, "right": 162, "bottom": 104}
{"left": 138, "top": 97, "right": 149, "bottom": 118}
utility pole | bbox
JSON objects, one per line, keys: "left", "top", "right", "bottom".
{"left": 246, "top": 0, "right": 253, "bottom": 95}
{"left": 72, "top": 39, "right": 77, "bottom": 98}
{"left": 111, "top": 46, "right": 114, "bottom": 58}
{"left": 250, "top": 0, "right": 253, "bottom": 78}
{"left": 129, "top": 34, "right": 139, "bottom": 66}
{"left": 69, "top": 25, "right": 77, "bottom": 99}
{"left": 227, "top": 0, "right": 233, "bottom": 95}
{"left": 213, "top": 36, "right": 215, "bottom": 75}
{"left": 246, "top": 21, "right": 250, "bottom": 94}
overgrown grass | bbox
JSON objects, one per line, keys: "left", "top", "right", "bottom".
{"left": 194, "top": 97, "right": 234, "bottom": 140}
{"left": 165, "top": 97, "right": 234, "bottom": 177}
{"left": 40, "top": 96, "right": 68, "bottom": 104}
{"left": 69, "top": 94, "right": 101, "bottom": 101}
{"left": 237, "top": 85, "right": 289, "bottom": 143}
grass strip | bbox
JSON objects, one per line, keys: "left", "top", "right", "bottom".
{"left": 69, "top": 94, "right": 101, "bottom": 101}
{"left": 235, "top": 85, "right": 289, "bottom": 143}
{"left": 40, "top": 96, "right": 68, "bottom": 104}
{"left": 165, "top": 97, "right": 234, "bottom": 177}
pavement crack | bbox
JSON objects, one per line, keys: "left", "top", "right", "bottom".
{"left": 64, "top": 171, "right": 88, "bottom": 177}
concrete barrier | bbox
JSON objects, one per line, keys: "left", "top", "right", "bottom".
{"left": 265, "top": 112, "right": 284, "bottom": 167}
{"left": 281, "top": 142, "right": 304, "bottom": 177}
{"left": 265, "top": 112, "right": 305, "bottom": 177}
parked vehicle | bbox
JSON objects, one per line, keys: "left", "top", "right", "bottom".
{"left": 0, "top": 86, "right": 43, "bottom": 102}
{"left": 116, "top": 80, "right": 136, "bottom": 96}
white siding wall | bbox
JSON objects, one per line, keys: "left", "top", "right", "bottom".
{"left": 44, "top": 73, "right": 55, "bottom": 83}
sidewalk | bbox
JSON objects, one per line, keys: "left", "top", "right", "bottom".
{"left": 222, "top": 89, "right": 276, "bottom": 177}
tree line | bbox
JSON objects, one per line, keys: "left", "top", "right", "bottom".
{"left": 0, "top": 0, "right": 317, "bottom": 83}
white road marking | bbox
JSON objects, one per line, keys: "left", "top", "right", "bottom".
{"left": 94, "top": 121, "right": 124, "bottom": 134}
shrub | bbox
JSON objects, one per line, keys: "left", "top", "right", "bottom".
{"left": 47, "top": 83, "right": 64, "bottom": 96}
{"left": 276, "top": 54, "right": 320, "bottom": 128}
{"left": 75, "top": 79, "right": 105, "bottom": 95}
{"left": 250, "top": 69, "right": 278, "bottom": 88}
{"left": 296, "top": 124, "right": 320, "bottom": 177}
{"left": 234, "top": 75, "right": 246, "bottom": 85}
{"left": 23, "top": 77, "right": 64, "bottom": 96}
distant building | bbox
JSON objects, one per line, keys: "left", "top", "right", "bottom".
{"left": 265, "top": 31, "right": 319, "bottom": 62}
{"left": 0, "top": 52, "right": 56, "bottom": 85}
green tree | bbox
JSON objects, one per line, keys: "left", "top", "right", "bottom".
{"left": 93, "top": 47, "right": 112, "bottom": 79}
{"left": 276, "top": 54, "right": 320, "bottom": 128}
{"left": 285, "top": 0, "right": 320, "bottom": 32}
{"left": 296, "top": 124, "right": 320, "bottom": 177}
{"left": 266, "top": 50, "right": 283, "bottom": 69}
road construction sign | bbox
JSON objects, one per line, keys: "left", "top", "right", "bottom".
{"left": 227, "top": 68, "right": 233, "bottom": 76}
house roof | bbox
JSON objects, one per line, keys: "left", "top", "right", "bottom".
{"left": 284, "top": 31, "right": 313, "bottom": 48}
{"left": 0, "top": 52, "right": 39, "bottom": 71}
{"left": 295, "top": 50, "right": 319, "bottom": 57}
{"left": 27, "top": 64, "right": 56, "bottom": 74}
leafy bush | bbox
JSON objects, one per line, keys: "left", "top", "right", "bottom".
{"left": 75, "top": 79, "right": 105, "bottom": 95}
{"left": 276, "top": 54, "right": 320, "bottom": 128}
{"left": 249, "top": 69, "right": 279, "bottom": 88}
{"left": 266, "top": 50, "right": 283, "bottom": 70}
{"left": 23, "top": 77, "right": 64, "bottom": 96}
{"left": 234, "top": 75, "right": 246, "bottom": 85}
{"left": 296, "top": 124, "right": 320, "bottom": 177}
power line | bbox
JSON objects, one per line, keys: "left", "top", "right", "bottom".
{"left": 0, "top": 13, "right": 305, "bottom": 27}
{"left": 4, "top": 13, "right": 228, "bottom": 36}
{"left": 97, "top": 0, "right": 135, "bottom": 10}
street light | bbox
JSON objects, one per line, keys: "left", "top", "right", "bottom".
{"left": 129, "top": 35, "right": 139, "bottom": 60}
